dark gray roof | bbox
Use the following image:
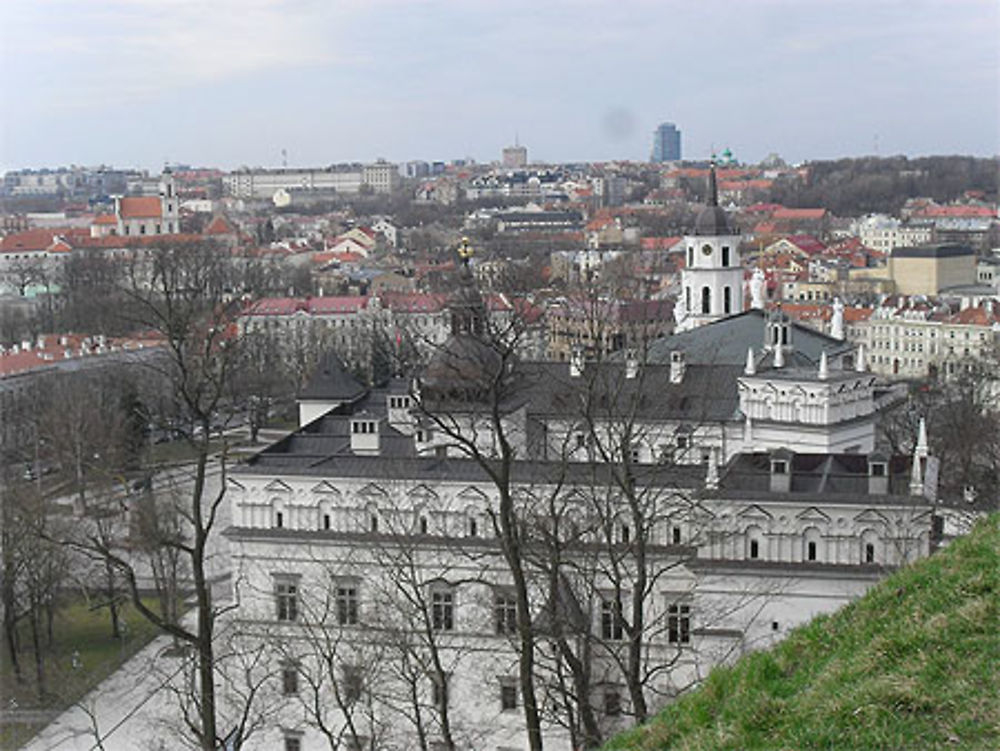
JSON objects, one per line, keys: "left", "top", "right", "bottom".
{"left": 892, "top": 243, "right": 974, "bottom": 259}
{"left": 646, "top": 309, "right": 852, "bottom": 368}
{"left": 298, "top": 352, "right": 366, "bottom": 402}
{"left": 716, "top": 452, "right": 918, "bottom": 502}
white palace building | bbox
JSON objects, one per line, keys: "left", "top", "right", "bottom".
{"left": 224, "top": 169, "right": 937, "bottom": 751}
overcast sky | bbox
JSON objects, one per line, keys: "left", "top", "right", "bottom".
{"left": 1, "top": 0, "right": 997, "bottom": 173}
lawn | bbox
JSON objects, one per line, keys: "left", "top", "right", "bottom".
{"left": 0, "top": 596, "right": 164, "bottom": 750}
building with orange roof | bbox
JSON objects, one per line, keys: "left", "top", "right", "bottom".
{"left": 90, "top": 171, "right": 180, "bottom": 239}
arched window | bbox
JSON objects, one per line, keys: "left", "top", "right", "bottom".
{"left": 685, "top": 286, "right": 691, "bottom": 312}
{"left": 803, "top": 527, "right": 822, "bottom": 562}
{"left": 745, "top": 525, "right": 764, "bottom": 560}
{"left": 721, "top": 246, "right": 730, "bottom": 267}
{"left": 723, "top": 286, "right": 732, "bottom": 314}
{"left": 860, "top": 529, "right": 879, "bottom": 564}
{"left": 701, "top": 287, "right": 711, "bottom": 315}
{"left": 687, "top": 246, "right": 694, "bottom": 266}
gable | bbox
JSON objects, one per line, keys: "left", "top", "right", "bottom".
{"left": 264, "top": 479, "right": 293, "bottom": 493}
{"left": 796, "top": 506, "right": 832, "bottom": 524}
{"left": 737, "top": 504, "right": 773, "bottom": 521}
{"left": 853, "top": 508, "right": 890, "bottom": 526}
{"left": 358, "top": 482, "right": 388, "bottom": 497}
{"left": 311, "top": 481, "right": 342, "bottom": 495}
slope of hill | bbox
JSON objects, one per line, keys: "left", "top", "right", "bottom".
{"left": 606, "top": 514, "right": 1000, "bottom": 751}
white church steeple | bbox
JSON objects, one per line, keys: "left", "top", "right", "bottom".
{"left": 677, "top": 159, "right": 745, "bottom": 332}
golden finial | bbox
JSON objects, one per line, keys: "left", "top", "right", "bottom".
{"left": 457, "top": 236, "right": 474, "bottom": 264}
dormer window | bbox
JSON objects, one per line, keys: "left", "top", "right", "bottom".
{"left": 870, "top": 462, "right": 886, "bottom": 477}
{"left": 772, "top": 460, "right": 787, "bottom": 475}
{"left": 352, "top": 420, "right": 376, "bottom": 434}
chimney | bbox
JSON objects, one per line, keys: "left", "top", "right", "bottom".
{"left": 625, "top": 349, "right": 639, "bottom": 380}
{"left": 21, "top": 339, "right": 31, "bottom": 351}
{"left": 669, "top": 350, "right": 686, "bottom": 384}
{"left": 705, "top": 447, "right": 720, "bottom": 490}
{"left": 818, "top": 351, "right": 829, "bottom": 380}
{"left": 744, "top": 347, "right": 756, "bottom": 376}
{"left": 867, "top": 452, "right": 889, "bottom": 495}
{"left": 769, "top": 450, "right": 792, "bottom": 493}
{"left": 569, "top": 346, "right": 585, "bottom": 378}
{"left": 36, "top": 335, "right": 45, "bottom": 349}
{"left": 773, "top": 342, "right": 784, "bottom": 368}
{"left": 350, "top": 415, "right": 380, "bottom": 455}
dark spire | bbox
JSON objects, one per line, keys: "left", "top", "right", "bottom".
{"left": 708, "top": 157, "right": 718, "bottom": 207}
{"left": 449, "top": 237, "right": 485, "bottom": 336}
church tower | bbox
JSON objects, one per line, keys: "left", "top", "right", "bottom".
{"left": 677, "top": 161, "right": 744, "bottom": 332}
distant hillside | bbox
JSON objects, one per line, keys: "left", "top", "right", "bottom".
{"left": 606, "top": 514, "right": 1000, "bottom": 751}
{"left": 769, "top": 155, "right": 998, "bottom": 216}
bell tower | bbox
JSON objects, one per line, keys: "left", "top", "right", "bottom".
{"left": 677, "top": 160, "right": 744, "bottom": 332}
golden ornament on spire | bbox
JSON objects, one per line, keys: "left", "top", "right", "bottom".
{"left": 457, "top": 236, "right": 474, "bottom": 263}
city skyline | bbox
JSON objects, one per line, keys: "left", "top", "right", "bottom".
{"left": 1, "top": 0, "right": 997, "bottom": 173}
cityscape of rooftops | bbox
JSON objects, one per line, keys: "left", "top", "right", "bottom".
{"left": 1, "top": 2, "right": 998, "bottom": 750}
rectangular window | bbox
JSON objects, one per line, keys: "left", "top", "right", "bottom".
{"left": 600, "top": 596, "right": 625, "bottom": 641}
{"left": 494, "top": 592, "right": 518, "bottom": 635}
{"left": 431, "top": 590, "right": 455, "bottom": 631}
{"left": 807, "top": 541, "right": 818, "bottom": 561}
{"left": 668, "top": 602, "right": 691, "bottom": 644}
{"left": 865, "top": 543, "right": 875, "bottom": 564}
{"left": 672, "top": 526, "right": 682, "bottom": 545}
{"left": 500, "top": 681, "right": 518, "bottom": 711}
{"left": 284, "top": 734, "right": 302, "bottom": 751}
{"left": 749, "top": 539, "right": 759, "bottom": 559}
{"left": 275, "top": 578, "right": 299, "bottom": 622}
{"left": 336, "top": 584, "right": 359, "bottom": 625}
{"left": 282, "top": 662, "right": 299, "bottom": 695}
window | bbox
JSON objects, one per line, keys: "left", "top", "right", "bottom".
{"left": 749, "top": 539, "right": 759, "bottom": 559}
{"left": 323, "top": 513, "right": 331, "bottom": 530}
{"left": 282, "top": 662, "right": 299, "bottom": 695}
{"left": 275, "top": 511, "right": 284, "bottom": 528}
{"left": 630, "top": 445, "right": 641, "bottom": 463}
{"left": 500, "top": 681, "right": 518, "bottom": 711}
{"left": 772, "top": 460, "right": 787, "bottom": 475}
{"left": 431, "top": 589, "right": 455, "bottom": 631}
{"left": 619, "top": 523, "right": 630, "bottom": 543}
{"left": 284, "top": 734, "right": 302, "bottom": 751}
{"left": 468, "top": 517, "right": 478, "bottom": 537}
{"left": 600, "top": 596, "right": 625, "bottom": 641}
{"left": 342, "top": 663, "right": 364, "bottom": 703}
{"left": 494, "top": 592, "right": 518, "bottom": 635}
{"left": 701, "top": 286, "right": 711, "bottom": 315}
{"left": 370, "top": 514, "right": 379, "bottom": 533}
{"left": 865, "top": 543, "right": 875, "bottom": 564}
{"left": 723, "top": 286, "right": 732, "bottom": 314}
{"left": 604, "top": 687, "right": 622, "bottom": 716}
{"left": 419, "top": 515, "right": 429, "bottom": 535}
{"left": 667, "top": 602, "right": 691, "bottom": 644}
{"left": 807, "top": 541, "right": 817, "bottom": 561}
{"left": 336, "top": 583, "right": 359, "bottom": 625}
{"left": 671, "top": 526, "right": 682, "bottom": 545}
{"left": 275, "top": 577, "right": 299, "bottom": 622}
{"left": 721, "top": 246, "right": 730, "bottom": 267}
{"left": 871, "top": 462, "right": 886, "bottom": 477}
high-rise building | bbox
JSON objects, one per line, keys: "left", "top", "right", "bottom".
{"left": 502, "top": 144, "right": 527, "bottom": 168}
{"left": 651, "top": 122, "right": 682, "bottom": 162}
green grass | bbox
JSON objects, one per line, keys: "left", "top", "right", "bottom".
{"left": 0, "top": 596, "right": 163, "bottom": 750}
{"left": 606, "top": 514, "right": 1000, "bottom": 751}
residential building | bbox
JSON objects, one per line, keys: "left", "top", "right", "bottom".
{"left": 362, "top": 161, "right": 402, "bottom": 194}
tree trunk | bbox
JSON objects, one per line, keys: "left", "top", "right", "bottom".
{"left": 29, "top": 602, "right": 45, "bottom": 701}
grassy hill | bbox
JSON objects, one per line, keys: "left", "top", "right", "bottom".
{"left": 606, "top": 514, "right": 1000, "bottom": 751}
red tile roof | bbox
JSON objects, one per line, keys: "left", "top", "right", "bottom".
{"left": 773, "top": 208, "right": 826, "bottom": 220}
{"left": 204, "top": 215, "right": 236, "bottom": 235}
{"left": 119, "top": 197, "right": 163, "bottom": 219}
{"left": 93, "top": 214, "right": 118, "bottom": 225}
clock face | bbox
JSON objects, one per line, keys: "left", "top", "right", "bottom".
{"left": 701, "top": 244, "right": 713, "bottom": 257}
